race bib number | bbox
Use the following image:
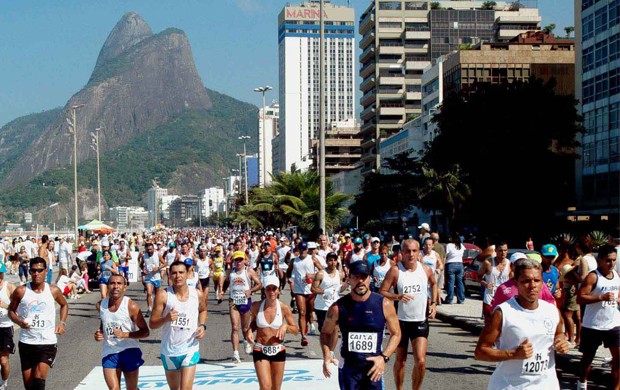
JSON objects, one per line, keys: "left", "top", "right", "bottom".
{"left": 146, "top": 264, "right": 154, "bottom": 272}
{"left": 29, "top": 314, "right": 46, "bottom": 329}
{"left": 171, "top": 312, "right": 190, "bottom": 328}
{"left": 402, "top": 284, "right": 422, "bottom": 295}
{"left": 602, "top": 299, "right": 618, "bottom": 307}
{"left": 323, "top": 287, "right": 338, "bottom": 302}
{"left": 104, "top": 321, "right": 120, "bottom": 337}
{"left": 103, "top": 270, "right": 112, "bottom": 278}
{"left": 348, "top": 332, "right": 377, "bottom": 353}
{"left": 198, "top": 267, "right": 209, "bottom": 278}
{"left": 232, "top": 291, "right": 247, "bottom": 306}
{"left": 521, "top": 352, "right": 549, "bottom": 375}
{"left": 261, "top": 344, "right": 283, "bottom": 356}
{"left": 0, "top": 308, "right": 7, "bottom": 318}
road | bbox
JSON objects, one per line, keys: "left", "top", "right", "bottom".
{"left": 5, "top": 280, "right": 611, "bottom": 389}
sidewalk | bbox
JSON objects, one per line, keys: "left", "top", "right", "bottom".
{"left": 435, "top": 292, "right": 613, "bottom": 385}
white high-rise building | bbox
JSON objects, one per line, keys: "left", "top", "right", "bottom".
{"left": 160, "top": 195, "right": 180, "bottom": 221}
{"left": 278, "top": 1, "right": 356, "bottom": 173}
{"left": 258, "top": 103, "right": 280, "bottom": 187}
{"left": 147, "top": 184, "right": 167, "bottom": 227}
{"left": 198, "top": 187, "right": 225, "bottom": 218}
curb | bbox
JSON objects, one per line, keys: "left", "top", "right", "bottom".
{"left": 435, "top": 310, "right": 613, "bottom": 387}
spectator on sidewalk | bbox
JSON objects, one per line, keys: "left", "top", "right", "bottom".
{"left": 443, "top": 232, "right": 465, "bottom": 305}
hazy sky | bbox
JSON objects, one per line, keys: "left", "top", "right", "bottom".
{"left": 0, "top": 0, "right": 574, "bottom": 126}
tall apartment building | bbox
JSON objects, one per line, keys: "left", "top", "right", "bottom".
{"left": 575, "top": 0, "right": 619, "bottom": 225}
{"left": 147, "top": 183, "right": 167, "bottom": 227}
{"left": 160, "top": 195, "right": 179, "bottom": 221}
{"left": 310, "top": 118, "right": 362, "bottom": 174}
{"left": 258, "top": 103, "right": 279, "bottom": 187}
{"left": 278, "top": 1, "right": 356, "bottom": 173}
{"left": 198, "top": 187, "right": 225, "bottom": 218}
{"left": 169, "top": 195, "right": 200, "bottom": 227}
{"left": 359, "top": 0, "right": 541, "bottom": 174}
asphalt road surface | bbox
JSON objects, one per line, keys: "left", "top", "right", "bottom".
{"left": 6, "top": 282, "right": 610, "bottom": 389}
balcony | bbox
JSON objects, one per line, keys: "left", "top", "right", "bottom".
{"left": 380, "top": 105, "right": 405, "bottom": 116}
{"left": 406, "top": 91, "right": 422, "bottom": 101}
{"left": 360, "top": 32, "right": 375, "bottom": 50}
{"left": 359, "top": 45, "right": 375, "bottom": 63}
{"left": 360, "top": 89, "right": 376, "bottom": 106}
{"left": 406, "top": 60, "right": 430, "bottom": 71}
{"left": 360, "top": 61, "right": 376, "bottom": 78}
{"left": 405, "top": 30, "right": 431, "bottom": 40}
{"left": 379, "top": 76, "right": 404, "bottom": 85}
{"left": 379, "top": 44, "right": 404, "bottom": 55}
{"left": 360, "top": 104, "right": 376, "bottom": 120}
{"left": 378, "top": 87, "right": 403, "bottom": 98}
{"left": 359, "top": 12, "right": 375, "bottom": 36}
{"left": 361, "top": 121, "right": 376, "bottom": 134}
{"left": 360, "top": 76, "right": 376, "bottom": 92}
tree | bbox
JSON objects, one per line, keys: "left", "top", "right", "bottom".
{"left": 481, "top": 1, "right": 497, "bottom": 10}
{"left": 543, "top": 24, "right": 556, "bottom": 34}
{"left": 564, "top": 26, "right": 574, "bottom": 38}
{"left": 426, "top": 77, "right": 583, "bottom": 239}
{"left": 430, "top": 2, "right": 441, "bottom": 10}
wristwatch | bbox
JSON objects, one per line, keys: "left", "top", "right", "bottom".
{"left": 199, "top": 323, "right": 207, "bottom": 330}
{"left": 381, "top": 353, "right": 390, "bottom": 362}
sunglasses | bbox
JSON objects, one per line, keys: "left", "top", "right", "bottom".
{"left": 234, "top": 258, "right": 244, "bottom": 262}
{"left": 30, "top": 268, "right": 46, "bottom": 273}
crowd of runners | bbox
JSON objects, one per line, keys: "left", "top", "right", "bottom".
{"left": 0, "top": 227, "right": 617, "bottom": 390}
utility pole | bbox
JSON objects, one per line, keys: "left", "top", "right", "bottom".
{"left": 319, "top": 0, "right": 326, "bottom": 235}
{"left": 66, "top": 104, "right": 84, "bottom": 244}
{"left": 254, "top": 86, "right": 272, "bottom": 187}
{"left": 90, "top": 127, "right": 102, "bottom": 221}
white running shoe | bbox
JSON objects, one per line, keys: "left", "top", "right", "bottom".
{"left": 309, "top": 323, "right": 317, "bottom": 336}
{"left": 232, "top": 351, "right": 242, "bottom": 364}
{"left": 244, "top": 341, "right": 253, "bottom": 355}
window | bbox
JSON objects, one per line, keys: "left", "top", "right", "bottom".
{"left": 595, "top": 39, "right": 608, "bottom": 68}
{"left": 582, "top": 14, "right": 594, "bottom": 41}
{"left": 610, "top": 103, "right": 620, "bottom": 131}
{"left": 610, "top": 68, "right": 620, "bottom": 98}
{"left": 583, "top": 142, "right": 595, "bottom": 168}
{"left": 583, "top": 46, "right": 595, "bottom": 72}
{"left": 595, "top": 106, "right": 609, "bottom": 133}
{"left": 609, "top": 33, "right": 620, "bottom": 62}
{"left": 379, "top": 1, "right": 402, "bottom": 10}
{"left": 595, "top": 7, "right": 608, "bottom": 34}
{"left": 405, "top": 1, "right": 427, "bottom": 10}
{"left": 610, "top": 0, "right": 620, "bottom": 28}
{"left": 595, "top": 73, "right": 609, "bottom": 100}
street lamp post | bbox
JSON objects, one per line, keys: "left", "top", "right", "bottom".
{"left": 90, "top": 127, "right": 102, "bottom": 221}
{"left": 253, "top": 86, "right": 272, "bottom": 188}
{"left": 65, "top": 104, "right": 85, "bottom": 244}
{"left": 238, "top": 136, "right": 251, "bottom": 205}
{"left": 319, "top": 0, "right": 326, "bottom": 235}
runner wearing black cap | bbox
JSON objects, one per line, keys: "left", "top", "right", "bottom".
{"left": 288, "top": 242, "right": 322, "bottom": 346}
{"left": 321, "top": 261, "right": 401, "bottom": 390}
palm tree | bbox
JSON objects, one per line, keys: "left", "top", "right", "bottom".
{"left": 564, "top": 26, "right": 574, "bottom": 38}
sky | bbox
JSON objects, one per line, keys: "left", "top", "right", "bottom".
{"left": 0, "top": 0, "right": 574, "bottom": 127}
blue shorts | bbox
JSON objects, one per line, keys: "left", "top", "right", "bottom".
{"left": 339, "top": 363, "right": 385, "bottom": 390}
{"left": 161, "top": 351, "right": 200, "bottom": 371}
{"left": 102, "top": 348, "right": 144, "bottom": 372}
{"left": 145, "top": 279, "right": 161, "bottom": 289}
{"left": 118, "top": 266, "right": 129, "bottom": 274}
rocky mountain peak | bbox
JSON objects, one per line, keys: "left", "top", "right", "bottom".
{"left": 94, "top": 11, "right": 153, "bottom": 69}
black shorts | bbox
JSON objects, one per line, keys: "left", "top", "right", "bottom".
{"left": 199, "top": 278, "right": 210, "bottom": 289}
{"left": 252, "top": 348, "right": 286, "bottom": 363}
{"left": 579, "top": 326, "right": 620, "bottom": 355}
{"left": 19, "top": 342, "right": 57, "bottom": 369}
{"left": 0, "top": 327, "right": 15, "bottom": 354}
{"left": 398, "top": 320, "right": 429, "bottom": 347}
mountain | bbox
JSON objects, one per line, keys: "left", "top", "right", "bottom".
{"left": 0, "top": 12, "right": 257, "bottom": 221}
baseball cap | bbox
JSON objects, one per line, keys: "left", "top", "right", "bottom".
{"left": 233, "top": 251, "right": 246, "bottom": 260}
{"left": 541, "top": 244, "right": 558, "bottom": 258}
{"left": 183, "top": 258, "right": 194, "bottom": 266}
{"left": 418, "top": 223, "right": 430, "bottom": 231}
{"left": 371, "top": 237, "right": 380, "bottom": 243}
{"left": 297, "top": 242, "right": 308, "bottom": 251}
{"left": 263, "top": 275, "right": 279, "bottom": 288}
{"left": 0, "top": 263, "right": 6, "bottom": 273}
{"left": 326, "top": 252, "right": 338, "bottom": 260}
{"left": 561, "top": 263, "right": 576, "bottom": 275}
{"left": 353, "top": 237, "right": 363, "bottom": 244}
{"left": 262, "top": 241, "right": 271, "bottom": 247}
{"left": 349, "top": 261, "right": 371, "bottom": 276}
{"left": 307, "top": 242, "right": 317, "bottom": 249}
{"left": 168, "top": 242, "right": 176, "bottom": 248}
{"left": 279, "top": 236, "right": 287, "bottom": 241}
{"left": 344, "top": 233, "right": 351, "bottom": 238}
{"left": 363, "top": 233, "right": 371, "bottom": 239}
{"left": 214, "top": 245, "right": 222, "bottom": 252}
{"left": 509, "top": 252, "right": 528, "bottom": 264}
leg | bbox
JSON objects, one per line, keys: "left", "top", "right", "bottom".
{"left": 610, "top": 346, "right": 620, "bottom": 390}
{"left": 579, "top": 349, "right": 597, "bottom": 384}
{"left": 445, "top": 264, "right": 455, "bottom": 304}
{"left": 100, "top": 283, "right": 108, "bottom": 299}
{"left": 102, "top": 368, "right": 122, "bottom": 390}
{"left": 393, "top": 345, "right": 408, "bottom": 390}
{"left": 146, "top": 283, "right": 154, "bottom": 312}
{"left": 0, "top": 353, "right": 9, "bottom": 382}
{"left": 295, "top": 295, "right": 308, "bottom": 336}
{"left": 411, "top": 337, "right": 428, "bottom": 390}
{"left": 30, "top": 362, "right": 50, "bottom": 389}
{"left": 455, "top": 263, "right": 465, "bottom": 303}
{"left": 270, "top": 361, "right": 286, "bottom": 390}
{"left": 164, "top": 369, "right": 181, "bottom": 390}
{"left": 180, "top": 365, "right": 197, "bottom": 390}
{"left": 574, "top": 309, "right": 582, "bottom": 345}
{"left": 306, "top": 296, "right": 315, "bottom": 332}
{"left": 230, "top": 308, "right": 241, "bottom": 353}
{"left": 562, "top": 310, "right": 575, "bottom": 343}
{"left": 122, "top": 369, "right": 140, "bottom": 390}
{"left": 254, "top": 359, "right": 273, "bottom": 390}
{"left": 241, "top": 312, "right": 254, "bottom": 344}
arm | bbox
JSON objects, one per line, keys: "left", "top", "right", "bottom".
{"left": 114, "top": 299, "right": 150, "bottom": 339}
{"left": 8, "top": 286, "right": 29, "bottom": 329}
{"left": 247, "top": 269, "right": 263, "bottom": 296}
{"left": 478, "top": 260, "right": 491, "bottom": 281}
{"left": 320, "top": 304, "right": 339, "bottom": 378}
{"left": 311, "top": 271, "right": 325, "bottom": 295}
{"left": 435, "top": 252, "right": 444, "bottom": 273}
{"left": 194, "top": 290, "right": 208, "bottom": 339}
{"left": 379, "top": 266, "right": 408, "bottom": 301}
{"left": 577, "top": 256, "right": 589, "bottom": 282}
{"left": 382, "top": 297, "right": 401, "bottom": 358}
{"left": 426, "top": 265, "right": 438, "bottom": 318}
{"left": 553, "top": 316, "right": 570, "bottom": 354}
{"left": 149, "top": 289, "right": 174, "bottom": 329}
{"left": 275, "top": 303, "right": 299, "bottom": 341}
{"left": 475, "top": 308, "right": 532, "bottom": 362}
{"left": 577, "top": 272, "right": 613, "bottom": 304}
{"left": 51, "top": 285, "right": 69, "bottom": 334}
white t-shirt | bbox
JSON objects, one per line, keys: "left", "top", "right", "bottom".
{"left": 445, "top": 243, "right": 465, "bottom": 264}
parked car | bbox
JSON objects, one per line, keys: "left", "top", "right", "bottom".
{"left": 463, "top": 248, "right": 542, "bottom": 296}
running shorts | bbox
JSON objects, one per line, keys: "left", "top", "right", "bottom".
{"left": 579, "top": 326, "right": 620, "bottom": 355}
{"left": 161, "top": 351, "right": 200, "bottom": 371}
{"left": 338, "top": 362, "right": 384, "bottom": 390}
{"left": 145, "top": 279, "right": 161, "bottom": 289}
{"left": 102, "top": 348, "right": 144, "bottom": 371}
{"left": 19, "top": 342, "right": 57, "bottom": 369}
{"left": 199, "top": 278, "right": 210, "bottom": 289}
{"left": 229, "top": 298, "right": 252, "bottom": 315}
{"left": 398, "top": 320, "right": 429, "bottom": 347}
{"left": 0, "top": 327, "right": 15, "bottom": 354}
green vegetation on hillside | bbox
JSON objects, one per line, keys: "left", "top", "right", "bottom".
{"left": 0, "top": 89, "right": 257, "bottom": 211}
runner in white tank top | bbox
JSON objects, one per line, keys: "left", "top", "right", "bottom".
{"left": 9, "top": 257, "right": 68, "bottom": 390}
{"left": 312, "top": 253, "right": 343, "bottom": 331}
{"left": 475, "top": 260, "right": 570, "bottom": 390}
{"left": 0, "top": 268, "right": 16, "bottom": 389}
{"left": 95, "top": 274, "right": 149, "bottom": 390}
{"left": 576, "top": 245, "right": 620, "bottom": 389}
{"left": 149, "top": 261, "right": 207, "bottom": 388}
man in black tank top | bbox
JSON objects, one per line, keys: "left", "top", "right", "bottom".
{"left": 320, "top": 261, "right": 401, "bottom": 390}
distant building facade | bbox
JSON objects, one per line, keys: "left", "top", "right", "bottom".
{"left": 169, "top": 195, "right": 200, "bottom": 226}
{"left": 147, "top": 183, "right": 167, "bottom": 226}
{"left": 258, "top": 103, "right": 279, "bottom": 187}
{"left": 310, "top": 118, "right": 362, "bottom": 174}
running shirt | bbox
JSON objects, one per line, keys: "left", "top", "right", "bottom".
{"left": 0, "top": 283, "right": 12, "bottom": 328}
{"left": 161, "top": 286, "right": 200, "bottom": 357}
{"left": 542, "top": 266, "right": 560, "bottom": 294}
{"left": 350, "top": 249, "right": 365, "bottom": 264}
{"left": 100, "top": 296, "right": 140, "bottom": 358}
{"left": 165, "top": 250, "right": 178, "bottom": 267}
{"left": 258, "top": 253, "right": 276, "bottom": 279}
{"left": 488, "top": 297, "right": 560, "bottom": 390}
{"left": 229, "top": 268, "right": 251, "bottom": 306}
{"left": 422, "top": 251, "right": 438, "bottom": 273}
{"left": 100, "top": 259, "right": 115, "bottom": 283}
{"left": 196, "top": 257, "right": 210, "bottom": 279}
{"left": 483, "top": 265, "right": 511, "bottom": 306}
{"left": 18, "top": 283, "right": 57, "bottom": 345}
{"left": 396, "top": 263, "right": 428, "bottom": 322}
{"left": 366, "top": 253, "right": 381, "bottom": 269}
{"left": 337, "top": 293, "right": 385, "bottom": 366}
{"left": 249, "top": 248, "right": 260, "bottom": 270}
{"left": 118, "top": 248, "right": 130, "bottom": 267}
{"left": 292, "top": 256, "right": 315, "bottom": 295}
{"left": 276, "top": 246, "right": 291, "bottom": 272}
{"left": 186, "top": 273, "right": 200, "bottom": 289}
{"left": 212, "top": 257, "right": 225, "bottom": 278}
{"left": 372, "top": 260, "right": 391, "bottom": 289}
{"left": 314, "top": 270, "right": 342, "bottom": 311}
{"left": 256, "top": 299, "right": 283, "bottom": 329}
{"left": 582, "top": 269, "right": 620, "bottom": 331}
{"left": 144, "top": 252, "right": 161, "bottom": 282}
